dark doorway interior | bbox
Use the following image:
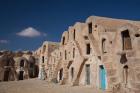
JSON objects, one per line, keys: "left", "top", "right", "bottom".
{"left": 88, "top": 23, "right": 92, "bottom": 34}
{"left": 19, "top": 71, "right": 24, "bottom": 80}
{"left": 85, "top": 64, "right": 90, "bottom": 85}
{"left": 71, "top": 67, "right": 74, "bottom": 79}
{"left": 121, "top": 30, "right": 132, "bottom": 50}
{"left": 86, "top": 44, "right": 90, "bottom": 55}
{"left": 4, "top": 69, "right": 9, "bottom": 81}
{"left": 123, "top": 65, "right": 128, "bottom": 86}
{"left": 59, "top": 69, "right": 63, "bottom": 80}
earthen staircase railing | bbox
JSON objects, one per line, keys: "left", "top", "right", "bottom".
{"left": 88, "top": 34, "right": 101, "bottom": 56}
{"left": 74, "top": 40, "right": 84, "bottom": 57}
{"left": 52, "top": 58, "right": 62, "bottom": 79}
{"left": 72, "top": 40, "right": 88, "bottom": 86}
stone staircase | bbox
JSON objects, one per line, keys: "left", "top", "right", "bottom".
{"left": 88, "top": 34, "right": 101, "bottom": 56}
{"left": 51, "top": 59, "right": 62, "bottom": 83}
{"left": 71, "top": 40, "right": 88, "bottom": 86}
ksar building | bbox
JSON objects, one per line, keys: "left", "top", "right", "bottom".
{"left": 34, "top": 16, "right": 140, "bottom": 93}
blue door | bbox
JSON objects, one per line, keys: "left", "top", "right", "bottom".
{"left": 99, "top": 65, "right": 106, "bottom": 90}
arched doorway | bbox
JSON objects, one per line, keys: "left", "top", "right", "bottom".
{"left": 19, "top": 71, "right": 24, "bottom": 80}
{"left": 99, "top": 65, "right": 107, "bottom": 90}
{"left": 59, "top": 68, "right": 63, "bottom": 81}
{"left": 19, "top": 59, "right": 25, "bottom": 80}
{"left": 4, "top": 69, "right": 10, "bottom": 81}
{"left": 123, "top": 65, "right": 128, "bottom": 87}
{"left": 71, "top": 67, "right": 74, "bottom": 80}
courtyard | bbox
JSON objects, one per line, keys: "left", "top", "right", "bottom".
{"left": 0, "top": 79, "right": 104, "bottom": 93}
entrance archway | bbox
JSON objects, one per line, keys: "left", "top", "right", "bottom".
{"left": 99, "top": 65, "right": 107, "bottom": 90}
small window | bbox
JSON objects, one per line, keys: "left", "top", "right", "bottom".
{"left": 62, "top": 37, "right": 65, "bottom": 45}
{"left": 68, "top": 31, "right": 69, "bottom": 40}
{"left": 65, "top": 50, "right": 67, "bottom": 60}
{"left": 42, "top": 56, "right": 44, "bottom": 63}
{"left": 73, "top": 48, "right": 75, "bottom": 58}
{"left": 74, "top": 29, "right": 76, "bottom": 40}
{"left": 71, "top": 67, "right": 74, "bottom": 79}
{"left": 123, "top": 65, "right": 128, "bottom": 85}
{"left": 102, "top": 38, "right": 107, "bottom": 53}
{"left": 121, "top": 30, "right": 132, "bottom": 50}
{"left": 88, "top": 23, "right": 92, "bottom": 34}
{"left": 86, "top": 44, "right": 90, "bottom": 54}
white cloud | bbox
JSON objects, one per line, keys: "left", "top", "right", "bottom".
{"left": 16, "top": 27, "right": 46, "bottom": 38}
{"left": 0, "top": 40, "right": 9, "bottom": 44}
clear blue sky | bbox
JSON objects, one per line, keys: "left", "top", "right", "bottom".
{"left": 0, "top": 0, "right": 140, "bottom": 51}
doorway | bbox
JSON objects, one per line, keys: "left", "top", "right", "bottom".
{"left": 4, "top": 69, "right": 9, "bottom": 81}
{"left": 19, "top": 71, "right": 24, "bottom": 80}
{"left": 99, "top": 65, "right": 106, "bottom": 90}
{"left": 71, "top": 67, "right": 74, "bottom": 80}
{"left": 59, "top": 68, "right": 63, "bottom": 80}
{"left": 85, "top": 64, "right": 90, "bottom": 85}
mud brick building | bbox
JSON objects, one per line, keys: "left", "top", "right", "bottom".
{"left": 35, "top": 16, "right": 140, "bottom": 93}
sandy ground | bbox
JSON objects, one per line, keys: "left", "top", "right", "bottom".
{"left": 0, "top": 79, "right": 105, "bottom": 93}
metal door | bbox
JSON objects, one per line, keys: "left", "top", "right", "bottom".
{"left": 99, "top": 65, "right": 106, "bottom": 90}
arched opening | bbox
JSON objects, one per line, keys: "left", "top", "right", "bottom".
{"left": 85, "top": 64, "right": 90, "bottom": 85}
{"left": 74, "top": 29, "right": 76, "bottom": 40}
{"left": 120, "top": 54, "right": 127, "bottom": 64}
{"left": 123, "top": 65, "right": 128, "bottom": 87}
{"left": 73, "top": 48, "right": 75, "bottom": 58}
{"left": 71, "top": 67, "right": 74, "bottom": 80}
{"left": 86, "top": 43, "right": 90, "bottom": 55}
{"left": 99, "top": 65, "right": 107, "bottom": 90}
{"left": 20, "top": 60, "right": 24, "bottom": 67}
{"left": 42, "top": 56, "right": 44, "bottom": 63}
{"left": 121, "top": 30, "right": 132, "bottom": 50}
{"left": 59, "top": 68, "right": 63, "bottom": 80}
{"left": 88, "top": 22, "right": 92, "bottom": 34}
{"left": 62, "top": 37, "right": 65, "bottom": 45}
{"left": 102, "top": 38, "right": 107, "bottom": 54}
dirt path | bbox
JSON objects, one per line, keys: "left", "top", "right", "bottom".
{"left": 0, "top": 79, "right": 104, "bottom": 93}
